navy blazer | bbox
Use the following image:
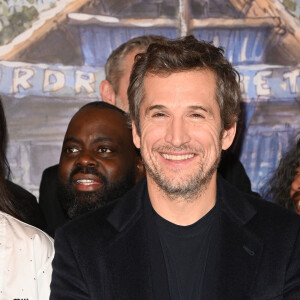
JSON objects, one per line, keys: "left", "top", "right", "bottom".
{"left": 50, "top": 176, "right": 300, "bottom": 299}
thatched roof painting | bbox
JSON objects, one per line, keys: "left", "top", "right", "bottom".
{"left": 0, "top": 0, "right": 299, "bottom": 66}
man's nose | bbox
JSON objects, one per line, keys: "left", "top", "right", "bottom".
{"left": 76, "top": 150, "right": 97, "bottom": 167}
{"left": 165, "top": 117, "right": 190, "bottom": 147}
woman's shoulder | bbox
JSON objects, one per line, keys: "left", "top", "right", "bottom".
{"left": 0, "top": 211, "right": 54, "bottom": 256}
{"left": 0, "top": 212, "right": 54, "bottom": 299}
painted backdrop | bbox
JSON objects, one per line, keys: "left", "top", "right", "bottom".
{"left": 0, "top": 0, "right": 300, "bottom": 197}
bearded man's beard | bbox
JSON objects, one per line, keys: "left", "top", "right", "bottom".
{"left": 58, "top": 166, "right": 136, "bottom": 219}
{"left": 141, "top": 143, "right": 222, "bottom": 201}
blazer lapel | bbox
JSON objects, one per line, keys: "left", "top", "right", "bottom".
{"left": 102, "top": 216, "right": 153, "bottom": 299}
{"left": 103, "top": 179, "right": 154, "bottom": 300}
{"left": 216, "top": 176, "right": 264, "bottom": 299}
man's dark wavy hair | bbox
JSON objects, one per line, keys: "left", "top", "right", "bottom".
{"left": 263, "top": 138, "right": 300, "bottom": 210}
{"left": 128, "top": 35, "right": 241, "bottom": 135}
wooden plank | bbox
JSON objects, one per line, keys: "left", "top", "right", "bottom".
{"left": 67, "top": 13, "right": 178, "bottom": 27}
{"left": 191, "top": 17, "right": 279, "bottom": 28}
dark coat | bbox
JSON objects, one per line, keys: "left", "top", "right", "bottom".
{"left": 39, "top": 164, "right": 68, "bottom": 237}
{"left": 50, "top": 176, "right": 300, "bottom": 300}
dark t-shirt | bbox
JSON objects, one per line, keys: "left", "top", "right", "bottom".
{"left": 154, "top": 202, "right": 219, "bottom": 300}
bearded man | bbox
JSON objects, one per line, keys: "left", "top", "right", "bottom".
{"left": 57, "top": 101, "right": 143, "bottom": 221}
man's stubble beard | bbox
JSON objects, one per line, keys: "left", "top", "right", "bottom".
{"left": 141, "top": 142, "right": 222, "bottom": 202}
{"left": 58, "top": 166, "right": 136, "bottom": 219}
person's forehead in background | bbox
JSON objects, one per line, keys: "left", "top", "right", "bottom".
{"left": 115, "top": 48, "right": 143, "bottom": 112}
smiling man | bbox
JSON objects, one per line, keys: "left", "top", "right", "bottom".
{"left": 51, "top": 36, "right": 300, "bottom": 300}
{"left": 57, "top": 101, "right": 143, "bottom": 220}
{"left": 132, "top": 70, "right": 230, "bottom": 214}
{"left": 41, "top": 35, "right": 254, "bottom": 237}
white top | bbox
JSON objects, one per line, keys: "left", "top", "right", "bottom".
{"left": 0, "top": 211, "right": 54, "bottom": 300}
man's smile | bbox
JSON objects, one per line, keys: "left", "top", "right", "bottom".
{"left": 161, "top": 153, "right": 195, "bottom": 161}
{"left": 75, "top": 179, "right": 99, "bottom": 185}
{"left": 72, "top": 173, "right": 102, "bottom": 191}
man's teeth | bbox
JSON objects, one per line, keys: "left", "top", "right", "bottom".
{"left": 162, "top": 153, "right": 194, "bottom": 161}
{"left": 76, "top": 179, "right": 95, "bottom": 185}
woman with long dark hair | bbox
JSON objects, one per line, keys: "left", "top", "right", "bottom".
{"left": 0, "top": 98, "right": 53, "bottom": 299}
{"left": 0, "top": 98, "right": 46, "bottom": 229}
{"left": 263, "top": 138, "right": 300, "bottom": 212}
{"left": 0, "top": 98, "right": 18, "bottom": 218}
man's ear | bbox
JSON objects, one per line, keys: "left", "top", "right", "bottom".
{"left": 132, "top": 120, "right": 141, "bottom": 149}
{"left": 135, "top": 157, "right": 145, "bottom": 184}
{"left": 221, "top": 122, "right": 237, "bottom": 150}
{"left": 132, "top": 120, "right": 145, "bottom": 183}
{"left": 99, "top": 80, "right": 116, "bottom": 105}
